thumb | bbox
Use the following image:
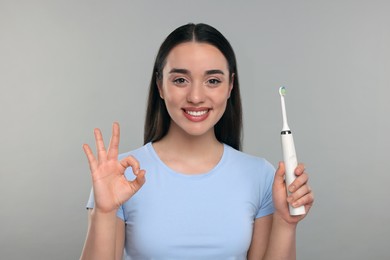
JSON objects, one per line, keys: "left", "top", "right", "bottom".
{"left": 274, "top": 161, "right": 286, "bottom": 185}
{"left": 134, "top": 169, "right": 146, "bottom": 187}
{"left": 127, "top": 169, "right": 146, "bottom": 194}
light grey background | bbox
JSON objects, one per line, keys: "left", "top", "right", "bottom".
{"left": 1, "top": 0, "right": 389, "bottom": 259}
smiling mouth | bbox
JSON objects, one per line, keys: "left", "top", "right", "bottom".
{"left": 184, "top": 110, "right": 209, "bottom": 117}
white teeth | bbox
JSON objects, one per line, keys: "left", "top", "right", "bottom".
{"left": 186, "top": 110, "right": 208, "bottom": 116}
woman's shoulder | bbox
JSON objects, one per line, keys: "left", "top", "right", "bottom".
{"left": 118, "top": 142, "right": 152, "bottom": 161}
{"left": 224, "top": 144, "right": 275, "bottom": 172}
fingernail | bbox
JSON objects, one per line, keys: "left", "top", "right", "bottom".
{"left": 289, "top": 185, "right": 295, "bottom": 192}
{"left": 293, "top": 202, "right": 299, "bottom": 207}
{"left": 287, "top": 196, "right": 293, "bottom": 203}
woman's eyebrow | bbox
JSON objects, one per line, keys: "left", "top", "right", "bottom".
{"left": 168, "top": 68, "right": 225, "bottom": 75}
{"left": 169, "top": 68, "right": 190, "bottom": 75}
{"left": 205, "top": 69, "right": 224, "bottom": 75}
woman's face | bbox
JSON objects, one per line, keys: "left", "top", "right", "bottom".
{"left": 158, "top": 42, "right": 233, "bottom": 138}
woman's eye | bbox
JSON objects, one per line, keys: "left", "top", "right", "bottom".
{"left": 173, "top": 78, "right": 187, "bottom": 84}
{"left": 208, "top": 79, "right": 221, "bottom": 85}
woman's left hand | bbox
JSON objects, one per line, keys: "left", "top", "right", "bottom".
{"left": 272, "top": 162, "right": 314, "bottom": 224}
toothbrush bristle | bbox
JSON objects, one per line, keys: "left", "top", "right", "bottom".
{"left": 279, "top": 86, "right": 286, "bottom": 96}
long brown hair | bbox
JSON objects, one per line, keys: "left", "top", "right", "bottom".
{"left": 144, "top": 23, "right": 243, "bottom": 150}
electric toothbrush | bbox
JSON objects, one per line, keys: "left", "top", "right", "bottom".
{"left": 279, "top": 86, "right": 306, "bottom": 216}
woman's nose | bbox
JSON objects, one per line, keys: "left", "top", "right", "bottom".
{"left": 186, "top": 83, "right": 205, "bottom": 104}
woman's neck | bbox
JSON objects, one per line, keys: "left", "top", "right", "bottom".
{"left": 152, "top": 125, "right": 224, "bottom": 174}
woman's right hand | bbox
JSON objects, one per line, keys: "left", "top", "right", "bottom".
{"left": 83, "top": 122, "right": 146, "bottom": 213}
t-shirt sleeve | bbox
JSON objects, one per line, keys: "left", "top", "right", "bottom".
{"left": 86, "top": 188, "right": 94, "bottom": 209}
{"left": 85, "top": 188, "right": 125, "bottom": 221}
{"left": 255, "top": 160, "right": 275, "bottom": 218}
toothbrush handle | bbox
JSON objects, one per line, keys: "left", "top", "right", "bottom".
{"left": 281, "top": 131, "right": 306, "bottom": 216}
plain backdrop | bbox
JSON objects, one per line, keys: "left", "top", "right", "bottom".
{"left": 1, "top": 0, "right": 389, "bottom": 259}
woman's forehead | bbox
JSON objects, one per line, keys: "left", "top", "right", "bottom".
{"left": 164, "top": 42, "right": 229, "bottom": 73}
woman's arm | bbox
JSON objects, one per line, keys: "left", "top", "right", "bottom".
{"left": 247, "top": 214, "right": 297, "bottom": 260}
{"left": 79, "top": 123, "right": 145, "bottom": 260}
{"left": 249, "top": 162, "right": 314, "bottom": 260}
{"left": 80, "top": 210, "right": 125, "bottom": 260}
{"left": 263, "top": 214, "right": 297, "bottom": 260}
{"left": 247, "top": 215, "right": 272, "bottom": 259}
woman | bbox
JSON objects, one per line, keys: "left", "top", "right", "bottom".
{"left": 80, "top": 23, "right": 314, "bottom": 260}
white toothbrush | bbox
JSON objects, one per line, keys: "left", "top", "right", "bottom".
{"left": 279, "top": 86, "right": 306, "bottom": 216}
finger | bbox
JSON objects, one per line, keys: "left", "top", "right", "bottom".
{"left": 120, "top": 155, "right": 141, "bottom": 173}
{"left": 82, "top": 144, "right": 97, "bottom": 172}
{"left": 94, "top": 128, "right": 107, "bottom": 162}
{"left": 304, "top": 196, "right": 314, "bottom": 213}
{"left": 294, "top": 163, "right": 306, "bottom": 176}
{"left": 290, "top": 190, "right": 314, "bottom": 209}
{"left": 107, "top": 122, "right": 120, "bottom": 160}
{"left": 289, "top": 172, "right": 309, "bottom": 193}
{"left": 287, "top": 184, "right": 312, "bottom": 205}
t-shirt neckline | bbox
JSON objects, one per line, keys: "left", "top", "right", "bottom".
{"left": 146, "top": 142, "right": 229, "bottom": 179}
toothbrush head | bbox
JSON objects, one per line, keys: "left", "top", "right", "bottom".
{"left": 279, "top": 86, "right": 286, "bottom": 96}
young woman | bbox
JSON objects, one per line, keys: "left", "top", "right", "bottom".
{"left": 80, "top": 23, "right": 314, "bottom": 260}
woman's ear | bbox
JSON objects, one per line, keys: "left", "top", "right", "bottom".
{"left": 228, "top": 73, "right": 235, "bottom": 98}
{"left": 156, "top": 74, "right": 164, "bottom": 99}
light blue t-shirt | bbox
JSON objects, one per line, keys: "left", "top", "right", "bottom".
{"left": 87, "top": 142, "right": 275, "bottom": 260}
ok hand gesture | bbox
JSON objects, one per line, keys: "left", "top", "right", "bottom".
{"left": 83, "top": 122, "right": 146, "bottom": 213}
